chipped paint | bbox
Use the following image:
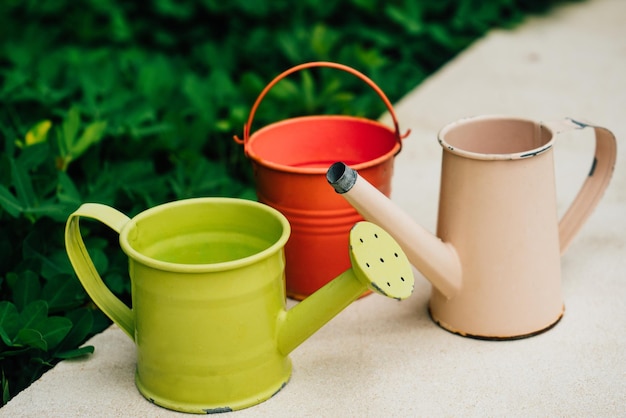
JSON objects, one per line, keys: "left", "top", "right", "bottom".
{"left": 588, "top": 157, "right": 598, "bottom": 176}
{"left": 567, "top": 118, "right": 589, "bottom": 129}
{"left": 203, "top": 406, "right": 233, "bottom": 414}
{"left": 370, "top": 282, "right": 388, "bottom": 297}
{"left": 271, "top": 381, "right": 288, "bottom": 398}
{"left": 519, "top": 144, "right": 552, "bottom": 158}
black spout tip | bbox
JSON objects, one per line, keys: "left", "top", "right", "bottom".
{"left": 326, "top": 162, "right": 357, "bottom": 194}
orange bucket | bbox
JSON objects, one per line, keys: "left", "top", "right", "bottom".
{"left": 234, "top": 61, "right": 409, "bottom": 300}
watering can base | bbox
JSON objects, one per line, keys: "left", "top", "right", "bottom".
{"left": 428, "top": 306, "right": 564, "bottom": 341}
{"left": 134, "top": 367, "right": 291, "bottom": 414}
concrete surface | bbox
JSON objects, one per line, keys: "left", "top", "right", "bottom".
{"left": 2, "top": 0, "right": 625, "bottom": 416}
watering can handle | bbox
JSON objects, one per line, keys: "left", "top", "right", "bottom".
{"left": 548, "top": 118, "right": 617, "bottom": 254}
{"left": 233, "top": 61, "right": 409, "bottom": 151}
{"left": 65, "top": 203, "right": 135, "bottom": 340}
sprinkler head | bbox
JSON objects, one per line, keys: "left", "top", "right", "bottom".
{"left": 348, "top": 222, "right": 414, "bottom": 300}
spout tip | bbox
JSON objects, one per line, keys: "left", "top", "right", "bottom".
{"left": 349, "top": 222, "right": 415, "bottom": 300}
{"left": 326, "top": 162, "right": 357, "bottom": 194}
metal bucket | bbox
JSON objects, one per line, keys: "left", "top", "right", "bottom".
{"left": 234, "top": 61, "right": 409, "bottom": 299}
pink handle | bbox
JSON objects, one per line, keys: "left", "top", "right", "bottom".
{"left": 552, "top": 118, "right": 617, "bottom": 254}
{"left": 233, "top": 61, "right": 409, "bottom": 152}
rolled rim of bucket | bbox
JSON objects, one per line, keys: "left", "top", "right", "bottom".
{"left": 244, "top": 114, "right": 402, "bottom": 174}
{"left": 233, "top": 61, "right": 410, "bottom": 174}
{"left": 119, "top": 197, "right": 291, "bottom": 273}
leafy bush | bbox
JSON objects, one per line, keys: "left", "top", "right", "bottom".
{"left": 0, "top": 0, "right": 577, "bottom": 405}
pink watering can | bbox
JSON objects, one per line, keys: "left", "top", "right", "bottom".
{"left": 327, "top": 115, "right": 617, "bottom": 340}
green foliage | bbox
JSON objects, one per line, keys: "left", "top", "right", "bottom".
{"left": 0, "top": 0, "right": 578, "bottom": 405}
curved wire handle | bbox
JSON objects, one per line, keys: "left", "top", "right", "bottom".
{"left": 233, "top": 61, "right": 410, "bottom": 154}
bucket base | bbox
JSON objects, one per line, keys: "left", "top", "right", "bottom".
{"left": 428, "top": 305, "right": 565, "bottom": 341}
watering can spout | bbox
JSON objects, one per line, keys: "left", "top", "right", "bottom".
{"left": 326, "top": 162, "right": 462, "bottom": 299}
{"left": 277, "top": 221, "right": 414, "bottom": 356}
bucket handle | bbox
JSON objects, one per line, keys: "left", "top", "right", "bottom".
{"left": 233, "top": 61, "right": 410, "bottom": 154}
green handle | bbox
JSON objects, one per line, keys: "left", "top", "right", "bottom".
{"left": 65, "top": 203, "right": 135, "bottom": 340}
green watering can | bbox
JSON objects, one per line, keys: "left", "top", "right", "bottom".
{"left": 65, "top": 197, "right": 414, "bottom": 414}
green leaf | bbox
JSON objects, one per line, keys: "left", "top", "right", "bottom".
{"left": 276, "top": 31, "right": 304, "bottom": 63}
{"left": 310, "top": 24, "right": 339, "bottom": 58}
{"left": 128, "top": 123, "right": 172, "bottom": 139}
{"left": 33, "top": 316, "right": 72, "bottom": 350}
{"left": 24, "top": 200, "right": 74, "bottom": 222}
{"left": 104, "top": 272, "right": 128, "bottom": 295}
{"left": 2, "top": 371, "right": 9, "bottom": 405}
{"left": 18, "top": 301, "right": 48, "bottom": 330}
{"left": 22, "top": 233, "right": 74, "bottom": 279}
{"left": 0, "top": 302, "right": 19, "bottom": 324}
{"left": 207, "top": 69, "right": 236, "bottom": 105}
{"left": 13, "top": 271, "right": 42, "bottom": 312}
{"left": 0, "top": 185, "right": 23, "bottom": 217}
{"left": 136, "top": 54, "right": 176, "bottom": 103}
{"left": 0, "top": 327, "right": 13, "bottom": 346}
{"left": 427, "top": 24, "right": 457, "bottom": 49}
{"left": 42, "top": 274, "right": 86, "bottom": 312}
{"left": 61, "top": 106, "right": 81, "bottom": 156}
{"left": 301, "top": 70, "right": 316, "bottom": 113}
{"left": 239, "top": 71, "right": 265, "bottom": 97}
{"left": 233, "top": 0, "right": 269, "bottom": 17}
{"left": 16, "top": 141, "right": 50, "bottom": 171}
{"left": 85, "top": 247, "right": 109, "bottom": 276}
{"left": 0, "top": 302, "right": 20, "bottom": 342}
{"left": 10, "top": 158, "right": 36, "bottom": 209}
{"left": 12, "top": 302, "right": 72, "bottom": 350}
{"left": 55, "top": 345, "right": 94, "bottom": 359}
{"left": 384, "top": 3, "right": 423, "bottom": 34}
{"left": 55, "top": 308, "right": 93, "bottom": 352}
{"left": 4, "top": 273, "right": 18, "bottom": 291}
{"left": 14, "top": 329, "right": 47, "bottom": 350}
{"left": 29, "top": 357, "right": 54, "bottom": 367}
{"left": 56, "top": 171, "right": 82, "bottom": 205}
{"left": 70, "top": 120, "right": 107, "bottom": 160}
{"left": 182, "top": 74, "right": 215, "bottom": 122}
{"left": 266, "top": 78, "right": 300, "bottom": 101}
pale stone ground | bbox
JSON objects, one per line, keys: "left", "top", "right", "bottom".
{"left": 3, "top": 0, "right": 625, "bottom": 416}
